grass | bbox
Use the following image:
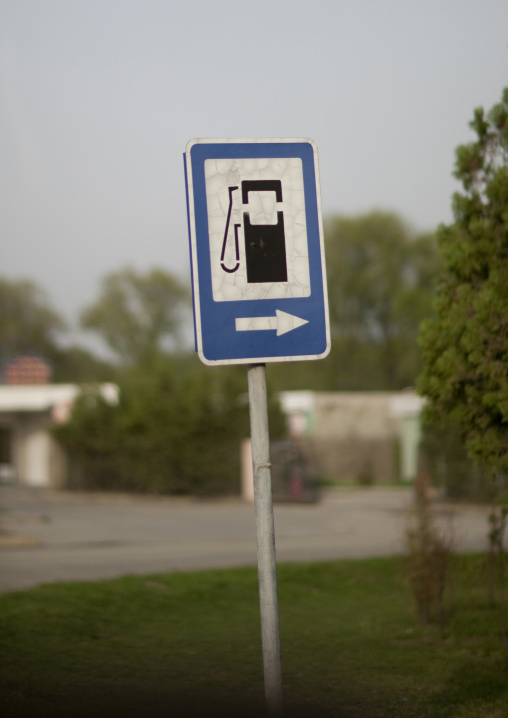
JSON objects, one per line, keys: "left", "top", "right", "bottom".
{"left": 0, "top": 555, "right": 507, "bottom": 717}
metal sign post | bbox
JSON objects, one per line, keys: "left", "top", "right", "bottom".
{"left": 248, "top": 363, "right": 283, "bottom": 718}
{"left": 184, "top": 138, "right": 330, "bottom": 717}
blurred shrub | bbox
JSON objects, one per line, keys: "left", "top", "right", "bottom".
{"left": 406, "top": 493, "right": 453, "bottom": 629}
{"left": 54, "top": 355, "right": 285, "bottom": 496}
{"left": 419, "top": 419, "right": 497, "bottom": 501}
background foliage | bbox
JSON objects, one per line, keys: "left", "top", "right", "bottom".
{"left": 53, "top": 356, "right": 284, "bottom": 495}
{"left": 418, "top": 87, "right": 508, "bottom": 483}
{"left": 269, "top": 211, "right": 440, "bottom": 392}
{"left": 0, "top": 277, "right": 65, "bottom": 368}
{"left": 1, "top": 208, "right": 443, "bottom": 494}
{"left": 80, "top": 267, "right": 189, "bottom": 365}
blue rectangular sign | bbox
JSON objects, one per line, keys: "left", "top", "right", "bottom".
{"left": 184, "top": 138, "right": 330, "bottom": 366}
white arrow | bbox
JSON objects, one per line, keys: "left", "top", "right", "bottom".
{"left": 235, "top": 310, "right": 309, "bottom": 336}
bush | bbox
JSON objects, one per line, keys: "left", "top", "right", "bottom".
{"left": 54, "top": 355, "right": 285, "bottom": 495}
{"left": 419, "top": 419, "right": 494, "bottom": 501}
{"left": 406, "top": 494, "right": 453, "bottom": 628}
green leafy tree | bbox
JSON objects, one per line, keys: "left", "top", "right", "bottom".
{"left": 418, "top": 88, "right": 508, "bottom": 474}
{"left": 81, "top": 267, "right": 190, "bottom": 365}
{"left": 325, "top": 212, "right": 439, "bottom": 390}
{"left": 0, "top": 275, "right": 117, "bottom": 382}
{"left": 54, "top": 355, "right": 285, "bottom": 495}
{"left": 0, "top": 277, "right": 65, "bottom": 361}
{"left": 268, "top": 211, "right": 439, "bottom": 392}
{"left": 50, "top": 345, "right": 117, "bottom": 383}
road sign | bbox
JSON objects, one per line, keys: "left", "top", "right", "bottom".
{"left": 184, "top": 138, "right": 330, "bottom": 366}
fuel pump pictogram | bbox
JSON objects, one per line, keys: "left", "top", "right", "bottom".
{"left": 220, "top": 180, "right": 288, "bottom": 283}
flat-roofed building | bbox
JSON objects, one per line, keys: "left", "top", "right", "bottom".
{"left": 0, "top": 382, "right": 118, "bottom": 488}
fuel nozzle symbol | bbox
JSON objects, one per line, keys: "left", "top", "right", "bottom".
{"left": 220, "top": 186, "right": 241, "bottom": 274}
{"left": 220, "top": 180, "right": 288, "bottom": 284}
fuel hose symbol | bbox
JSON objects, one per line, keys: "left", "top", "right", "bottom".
{"left": 220, "top": 186, "right": 241, "bottom": 274}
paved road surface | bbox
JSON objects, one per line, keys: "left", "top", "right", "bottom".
{"left": 0, "top": 485, "right": 491, "bottom": 594}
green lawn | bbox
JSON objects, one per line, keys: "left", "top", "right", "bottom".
{"left": 1, "top": 555, "right": 507, "bottom": 717}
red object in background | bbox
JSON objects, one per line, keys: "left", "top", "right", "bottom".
{"left": 3, "top": 355, "right": 52, "bottom": 385}
{"left": 289, "top": 475, "right": 303, "bottom": 500}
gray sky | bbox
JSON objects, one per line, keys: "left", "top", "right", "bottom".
{"left": 1, "top": 0, "right": 507, "bottom": 350}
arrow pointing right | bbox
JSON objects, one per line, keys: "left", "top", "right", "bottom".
{"left": 235, "top": 310, "right": 309, "bottom": 336}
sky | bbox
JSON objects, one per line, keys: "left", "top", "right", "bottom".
{"left": 1, "top": 0, "right": 508, "bottom": 351}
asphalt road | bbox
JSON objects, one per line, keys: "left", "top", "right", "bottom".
{"left": 0, "top": 485, "right": 491, "bottom": 594}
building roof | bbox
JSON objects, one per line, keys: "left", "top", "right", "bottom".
{"left": 0, "top": 383, "right": 119, "bottom": 413}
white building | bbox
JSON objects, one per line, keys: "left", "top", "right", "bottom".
{"left": 0, "top": 383, "right": 118, "bottom": 488}
{"left": 279, "top": 390, "right": 425, "bottom": 483}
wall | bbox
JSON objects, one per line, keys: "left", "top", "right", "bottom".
{"left": 279, "top": 390, "right": 424, "bottom": 484}
{"left": 0, "top": 412, "right": 68, "bottom": 488}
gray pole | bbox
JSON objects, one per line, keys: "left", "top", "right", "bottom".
{"left": 247, "top": 363, "right": 284, "bottom": 718}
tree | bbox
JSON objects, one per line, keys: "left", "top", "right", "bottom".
{"left": 54, "top": 355, "right": 285, "bottom": 495}
{"left": 0, "top": 277, "right": 65, "bottom": 361}
{"left": 268, "top": 211, "right": 440, "bottom": 392}
{"left": 50, "top": 345, "right": 117, "bottom": 383}
{"left": 81, "top": 267, "right": 190, "bottom": 365}
{"left": 418, "top": 88, "right": 508, "bottom": 473}
{"left": 325, "top": 212, "right": 439, "bottom": 390}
